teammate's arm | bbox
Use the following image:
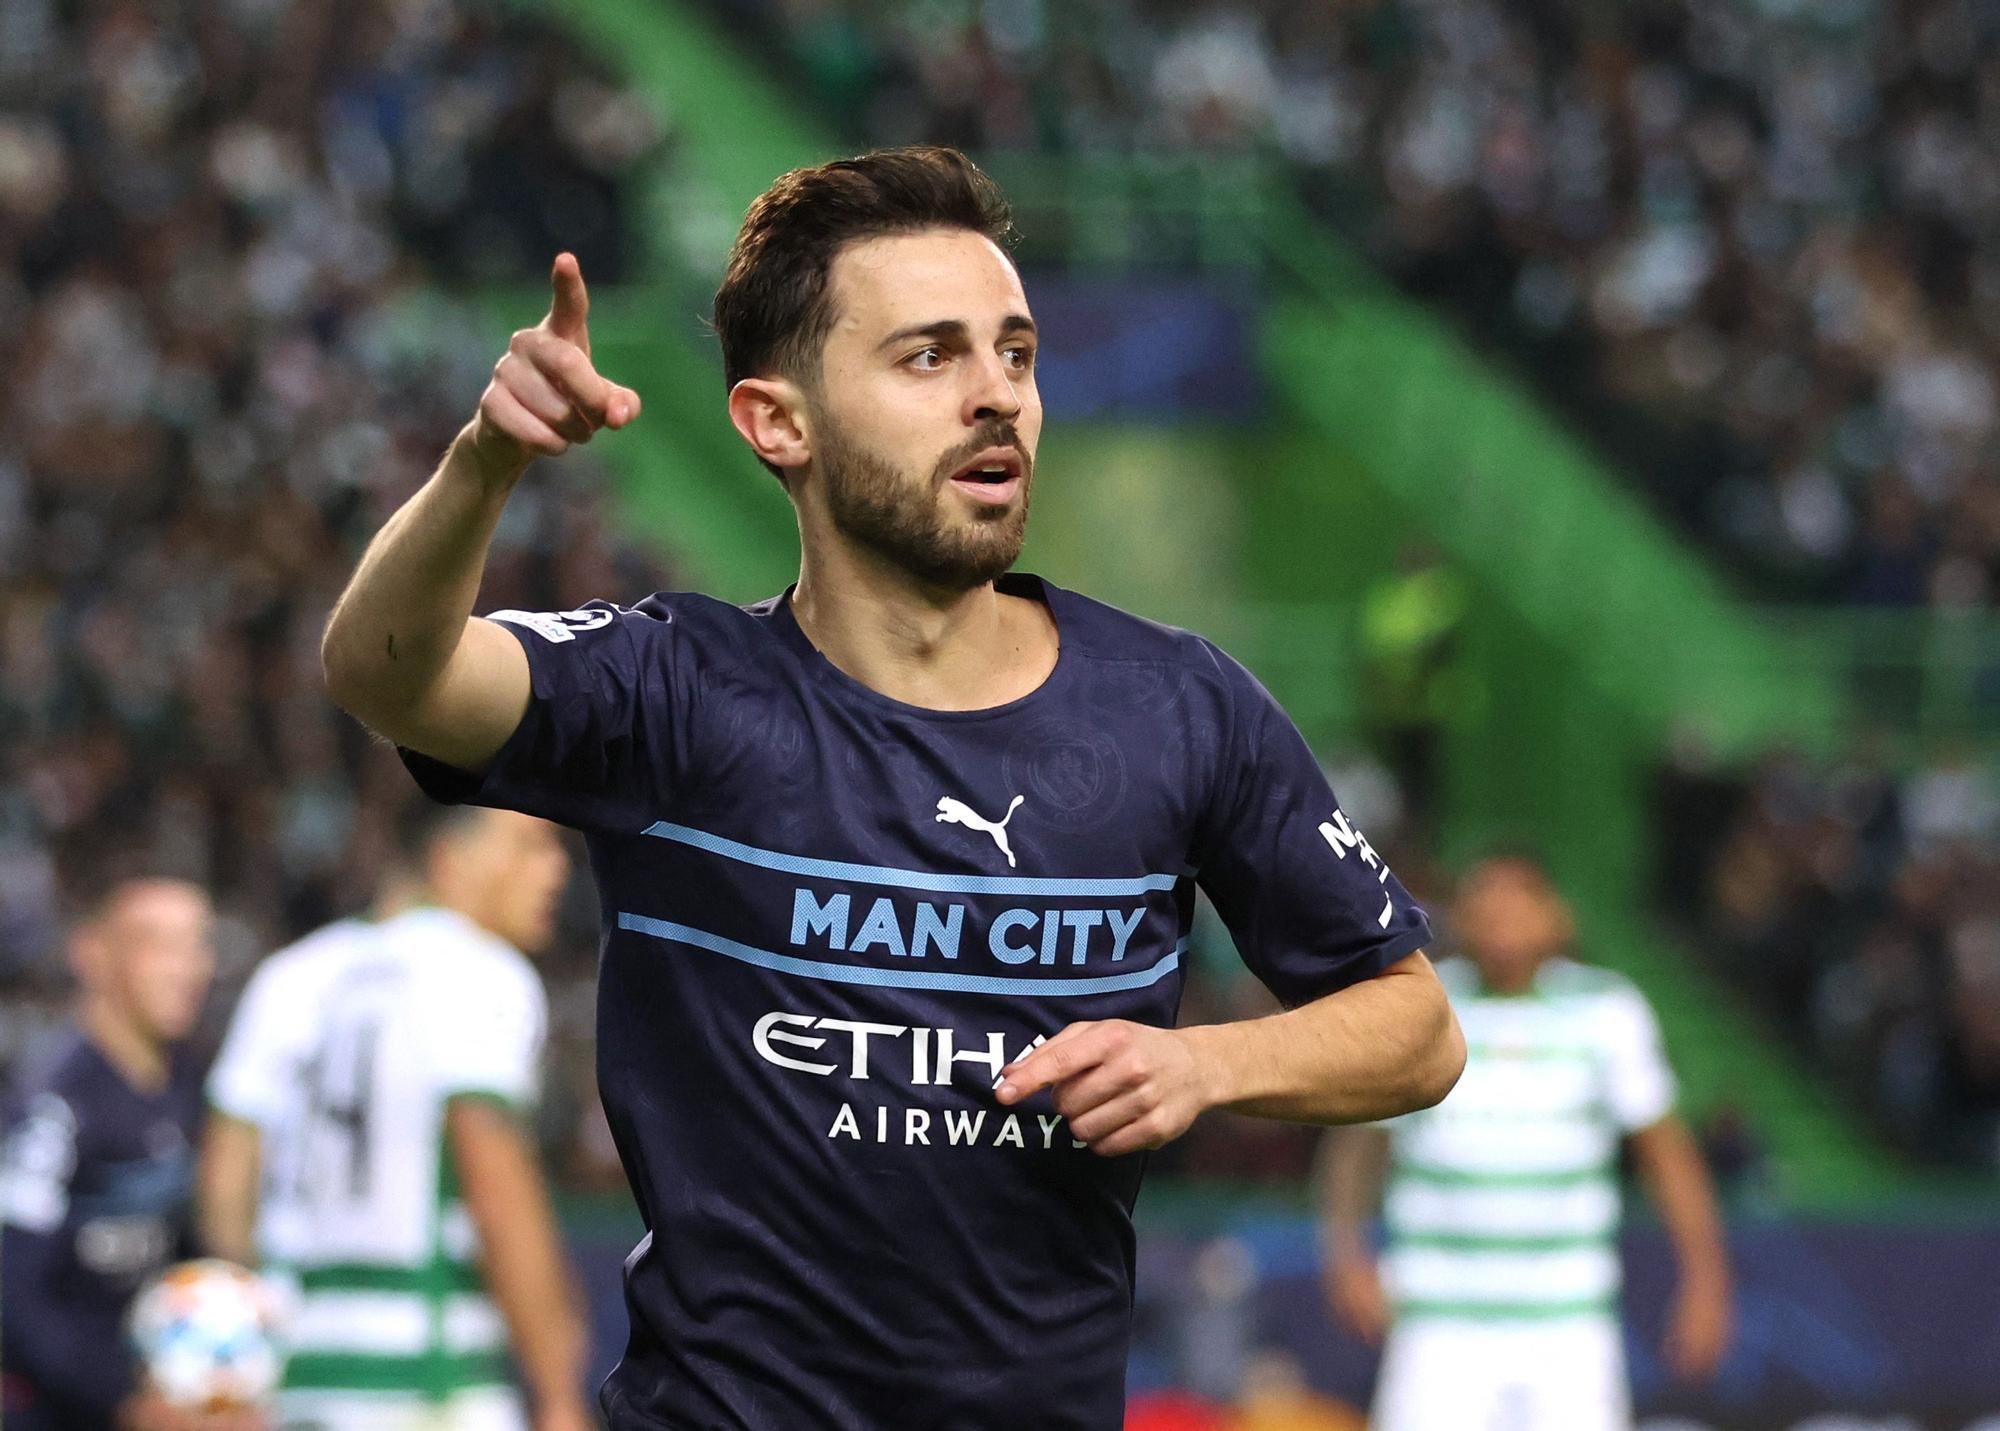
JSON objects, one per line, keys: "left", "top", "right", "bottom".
{"left": 445, "top": 1097, "right": 593, "bottom": 1431}
{"left": 321, "top": 254, "right": 641, "bottom": 770}
{"left": 1627, "top": 1114, "right": 1733, "bottom": 1380}
{"left": 1317, "top": 1123, "right": 1392, "bottom": 1345}
{"left": 195, "top": 1109, "right": 260, "bottom": 1266}
{"left": 997, "top": 951, "right": 1463, "bottom": 1157}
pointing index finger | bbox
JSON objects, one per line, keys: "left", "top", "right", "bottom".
{"left": 546, "top": 252, "right": 590, "bottom": 352}
{"left": 996, "top": 1021, "right": 1102, "bottom": 1103}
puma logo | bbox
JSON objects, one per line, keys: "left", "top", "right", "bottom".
{"left": 935, "top": 795, "right": 1026, "bottom": 868}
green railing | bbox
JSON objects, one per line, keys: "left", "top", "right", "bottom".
{"left": 986, "top": 152, "right": 1279, "bottom": 272}
{"left": 1750, "top": 608, "right": 2000, "bottom": 749}
{"left": 1169, "top": 600, "right": 2000, "bottom": 758}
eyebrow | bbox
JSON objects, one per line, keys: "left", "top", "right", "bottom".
{"left": 876, "top": 314, "right": 1038, "bottom": 351}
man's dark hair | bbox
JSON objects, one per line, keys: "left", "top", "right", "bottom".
{"left": 55, "top": 838, "right": 192, "bottom": 927}
{"left": 713, "top": 146, "right": 1015, "bottom": 395}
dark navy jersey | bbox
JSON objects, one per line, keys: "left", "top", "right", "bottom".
{"left": 404, "top": 573, "right": 1430, "bottom": 1430}
{"left": 0, "top": 1030, "right": 201, "bottom": 1429}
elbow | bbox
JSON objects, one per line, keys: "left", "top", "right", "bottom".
{"left": 320, "top": 613, "right": 402, "bottom": 734}
{"left": 1403, "top": 998, "right": 1466, "bottom": 1115}
{"left": 320, "top": 613, "right": 366, "bottom": 717}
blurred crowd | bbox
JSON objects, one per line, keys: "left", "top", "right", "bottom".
{"left": 1660, "top": 740, "right": 2000, "bottom": 1166}
{"left": 7, "top": 0, "right": 1990, "bottom": 1202}
{"left": 0, "top": 0, "right": 666, "bottom": 1181}
{"left": 721, "top": 0, "right": 2000, "bottom": 607}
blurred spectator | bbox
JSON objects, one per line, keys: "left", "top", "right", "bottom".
{"left": 1660, "top": 739, "right": 2000, "bottom": 1165}
{"left": 1695, "top": 1099, "right": 1773, "bottom": 1208}
{"left": 0, "top": 0, "right": 668, "bottom": 1181}
{"left": 711, "top": 0, "right": 2000, "bottom": 607}
{"left": 1357, "top": 545, "right": 1465, "bottom": 812}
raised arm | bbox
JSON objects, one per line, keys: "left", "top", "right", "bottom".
{"left": 321, "top": 254, "right": 642, "bottom": 769}
{"left": 995, "top": 952, "right": 1463, "bottom": 1157}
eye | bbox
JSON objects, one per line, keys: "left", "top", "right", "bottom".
{"left": 1002, "top": 344, "right": 1036, "bottom": 371}
{"left": 904, "top": 346, "right": 947, "bottom": 372}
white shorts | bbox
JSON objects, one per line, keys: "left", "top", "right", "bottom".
{"left": 278, "top": 1383, "right": 528, "bottom": 1431}
{"left": 1371, "top": 1315, "right": 1629, "bottom": 1431}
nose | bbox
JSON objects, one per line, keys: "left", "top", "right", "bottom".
{"left": 963, "top": 349, "right": 1023, "bottom": 427}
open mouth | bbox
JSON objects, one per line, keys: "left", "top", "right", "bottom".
{"left": 945, "top": 447, "right": 1026, "bottom": 503}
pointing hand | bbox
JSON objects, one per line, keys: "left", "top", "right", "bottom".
{"left": 467, "top": 252, "right": 644, "bottom": 482}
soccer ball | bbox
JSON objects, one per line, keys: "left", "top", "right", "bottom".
{"left": 128, "top": 1259, "right": 286, "bottom": 1408}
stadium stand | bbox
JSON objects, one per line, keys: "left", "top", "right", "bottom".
{"left": 1661, "top": 741, "right": 2000, "bottom": 1166}
{"left": 692, "top": 0, "right": 2000, "bottom": 1173}
{"left": 8, "top": 0, "right": 2000, "bottom": 1423}
{"left": 0, "top": 0, "right": 666, "bottom": 1176}
{"left": 3, "top": 0, "right": 1992, "bottom": 1203}
{"left": 707, "top": 0, "right": 2000, "bottom": 609}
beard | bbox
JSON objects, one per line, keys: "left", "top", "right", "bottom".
{"left": 812, "top": 409, "right": 1032, "bottom": 591}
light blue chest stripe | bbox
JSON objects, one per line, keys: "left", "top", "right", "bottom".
{"left": 617, "top": 913, "right": 1186, "bottom": 996}
{"left": 638, "top": 820, "right": 1181, "bottom": 896}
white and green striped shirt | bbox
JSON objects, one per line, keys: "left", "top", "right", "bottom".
{"left": 1382, "top": 957, "right": 1673, "bottom": 1323}
{"left": 210, "top": 907, "right": 547, "bottom": 1396}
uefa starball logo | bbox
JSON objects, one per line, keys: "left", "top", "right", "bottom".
{"left": 489, "top": 607, "right": 620, "bottom": 643}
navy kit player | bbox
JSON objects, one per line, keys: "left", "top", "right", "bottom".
{"left": 321, "top": 146, "right": 1467, "bottom": 1428}
{"left": 0, "top": 875, "right": 249, "bottom": 1431}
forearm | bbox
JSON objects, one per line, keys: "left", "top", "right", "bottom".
{"left": 322, "top": 429, "right": 515, "bottom": 721}
{"left": 197, "top": 1196, "right": 254, "bottom": 1267}
{"left": 1632, "top": 1117, "right": 1730, "bottom": 1290}
{"left": 195, "top": 1113, "right": 258, "bottom": 1266}
{"left": 1181, "top": 953, "right": 1464, "bottom": 1124}
{"left": 482, "top": 1208, "right": 586, "bottom": 1410}
{"left": 1319, "top": 1125, "right": 1390, "bottom": 1264}
{"left": 450, "top": 1106, "right": 586, "bottom": 1412}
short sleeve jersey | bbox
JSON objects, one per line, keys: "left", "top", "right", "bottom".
{"left": 403, "top": 574, "right": 1430, "bottom": 1429}
{"left": 207, "top": 918, "right": 371, "bottom": 1265}
{"left": 230, "top": 908, "right": 546, "bottom": 1395}
{"left": 1380, "top": 957, "right": 1675, "bottom": 1325}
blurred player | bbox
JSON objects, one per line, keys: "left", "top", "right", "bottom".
{"left": 1321, "top": 854, "right": 1733, "bottom": 1430}
{"left": 320, "top": 145, "right": 1466, "bottom": 1426}
{"left": 199, "top": 807, "right": 589, "bottom": 1431}
{"left": 195, "top": 856, "right": 419, "bottom": 1272}
{"left": 0, "top": 875, "right": 247, "bottom": 1431}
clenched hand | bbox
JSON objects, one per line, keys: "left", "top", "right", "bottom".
{"left": 467, "top": 252, "right": 643, "bottom": 482}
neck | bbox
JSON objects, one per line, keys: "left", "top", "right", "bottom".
{"left": 79, "top": 995, "right": 169, "bottom": 1094}
{"left": 791, "top": 531, "right": 1055, "bottom": 711}
{"left": 419, "top": 891, "right": 484, "bottom": 936}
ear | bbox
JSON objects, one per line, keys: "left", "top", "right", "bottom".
{"left": 728, "top": 377, "right": 813, "bottom": 475}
